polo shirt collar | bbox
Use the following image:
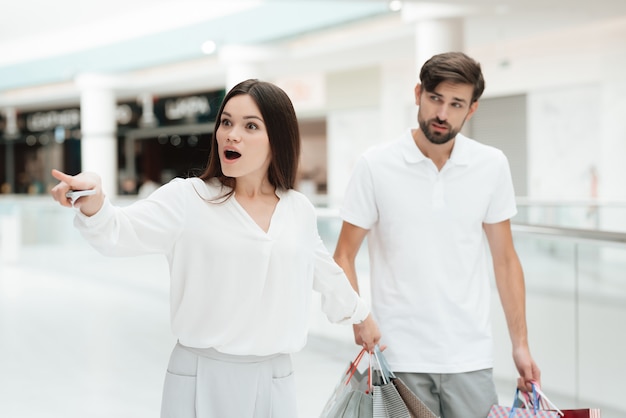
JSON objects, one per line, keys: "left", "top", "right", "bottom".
{"left": 402, "top": 129, "right": 471, "bottom": 166}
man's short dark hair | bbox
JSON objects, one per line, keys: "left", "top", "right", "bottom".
{"left": 420, "top": 52, "right": 485, "bottom": 103}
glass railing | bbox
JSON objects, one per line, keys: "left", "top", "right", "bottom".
{"left": 515, "top": 198, "right": 626, "bottom": 233}
{"left": 1, "top": 195, "right": 625, "bottom": 416}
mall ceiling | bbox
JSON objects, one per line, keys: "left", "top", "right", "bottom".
{"left": 1, "top": 0, "right": 626, "bottom": 99}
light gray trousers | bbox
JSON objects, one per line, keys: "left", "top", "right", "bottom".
{"left": 160, "top": 343, "right": 298, "bottom": 418}
{"left": 394, "top": 368, "right": 498, "bottom": 418}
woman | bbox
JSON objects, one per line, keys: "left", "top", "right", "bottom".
{"left": 50, "top": 79, "right": 380, "bottom": 418}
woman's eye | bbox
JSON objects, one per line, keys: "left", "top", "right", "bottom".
{"left": 247, "top": 123, "right": 258, "bottom": 130}
{"left": 220, "top": 119, "right": 231, "bottom": 126}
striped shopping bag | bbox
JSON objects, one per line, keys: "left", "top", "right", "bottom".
{"left": 371, "top": 346, "right": 438, "bottom": 418}
{"left": 488, "top": 384, "right": 560, "bottom": 418}
{"left": 488, "top": 404, "right": 559, "bottom": 418}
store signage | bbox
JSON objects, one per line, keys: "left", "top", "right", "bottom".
{"left": 26, "top": 109, "right": 80, "bottom": 132}
{"left": 154, "top": 90, "right": 224, "bottom": 126}
{"left": 12, "top": 89, "right": 224, "bottom": 136}
{"left": 116, "top": 102, "right": 142, "bottom": 128}
{"left": 165, "top": 96, "right": 211, "bottom": 120}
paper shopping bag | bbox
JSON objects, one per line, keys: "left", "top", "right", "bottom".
{"left": 372, "top": 381, "right": 411, "bottom": 418}
{"left": 532, "top": 384, "right": 601, "bottom": 418}
{"left": 561, "top": 409, "right": 601, "bottom": 418}
{"left": 488, "top": 404, "right": 560, "bottom": 418}
{"left": 393, "top": 377, "right": 438, "bottom": 418}
{"left": 488, "top": 384, "right": 560, "bottom": 418}
{"left": 328, "top": 389, "right": 373, "bottom": 418}
{"left": 321, "top": 348, "right": 373, "bottom": 418}
{"left": 371, "top": 346, "right": 437, "bottom": 418}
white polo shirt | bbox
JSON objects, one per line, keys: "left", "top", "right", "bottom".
{"left": 340, "top": 129, "right": 517, "bottom": 373}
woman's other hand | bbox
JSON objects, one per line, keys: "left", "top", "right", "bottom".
{"left": 353, "top": 314, "right": 384, "bottom": 353}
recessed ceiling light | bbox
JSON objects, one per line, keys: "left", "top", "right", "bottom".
{"left": 388, "top": 0, "right": 402, "bottom": 12}
{"left": 201, "top": 40, "right": 217, "bottom": 55}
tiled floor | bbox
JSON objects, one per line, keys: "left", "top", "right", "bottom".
{"left": 0, "top": 244, "right": 619, "bottom": 417}
{"left": 0, "top": 245, "right": 368, "bottom": 418}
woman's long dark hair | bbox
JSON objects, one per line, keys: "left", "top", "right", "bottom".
{"left": 199, "top": 79, "right": 301, "bottom": 199}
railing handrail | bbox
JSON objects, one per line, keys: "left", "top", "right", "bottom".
{"left": 512, "top": 223, "right": 626, "bottom": 246}
{"left": 515, "top": 197, "right": 626, "bottom": 207}
{"left": 314, "top": 206, "right": 626, "bottom": 246}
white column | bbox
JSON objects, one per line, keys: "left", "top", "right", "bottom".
{"left": 219, "top": 45, "right": 278, "bottom": 90}
{"left": 219, "top": 45, "right": 261, "bottom": 91}
{"left": 3, "top": 106, "right": 19, "bottom": 138}
{"left": 325, "top": 68, "right": 382, "bottom": 208}
{"left": 380, "top": 61, "right": 416, "bottom": 141}
{"left": 414, "top": 18, "right": 464, "bottom": 71}
{"left": 2, "top": 107, "right": 18, "bottom": 192}
{"left": 75, "top": 74, "right": 119, "bottom": 198}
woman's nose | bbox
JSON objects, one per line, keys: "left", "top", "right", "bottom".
{"left": 227, "top": 128, "right": 242, "bottom": 142}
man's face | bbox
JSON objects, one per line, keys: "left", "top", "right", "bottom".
{"left": 416, "top": 81, "right": 478, "bottom": 145}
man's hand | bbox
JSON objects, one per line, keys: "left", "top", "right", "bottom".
{"left": 513, "top": 345, "right": 541, "bottom": 392}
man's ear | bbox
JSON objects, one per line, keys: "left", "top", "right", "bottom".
{"left": 466, "top": 100, "right": 479, "bottom": 121}
{"left": 414, "top": 84, "right": 422, "bottom": 105}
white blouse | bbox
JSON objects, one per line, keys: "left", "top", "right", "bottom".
{"left": 74, "top": 177, "right": 368, "bottom": 356}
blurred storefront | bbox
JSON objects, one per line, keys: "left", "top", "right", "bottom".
{"left": 0, "top": 89, "right": 225, "bottom": 196}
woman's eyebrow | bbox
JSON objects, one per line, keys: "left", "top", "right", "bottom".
{"left": 243, "top": 115, "right": 263, "bottom": 121}
{"left": 221, "top": 111, "right": 262, "bottom": 121}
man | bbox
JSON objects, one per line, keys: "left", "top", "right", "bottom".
{"left": 333, "top": 52, "right": 540, "bottom": 417}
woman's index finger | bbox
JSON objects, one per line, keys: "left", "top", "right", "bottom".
{"left": 51, "top": 169, "right": 73, "bottom": 183}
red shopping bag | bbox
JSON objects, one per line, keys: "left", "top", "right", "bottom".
{"left": 532, "top": 384, "right": 602, "bottom": 418}
{"left": 561, "top": 409, "right": 601, "bottom": 418}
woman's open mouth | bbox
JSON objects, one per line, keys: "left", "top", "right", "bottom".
{"left": 224, "top": 150, "right": 241, "bottom": 160}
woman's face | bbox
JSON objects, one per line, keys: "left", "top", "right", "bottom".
{"left": 216, "top": 94, "right": 272, "bottom": 181}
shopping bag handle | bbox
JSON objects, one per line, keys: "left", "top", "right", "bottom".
{"left": 511, "top": 382, "right": 563, "bottom": 418}
{"left": 529, "top": 381, "right": 563, "bottom": 416}
{"left": 373, "top": 345, "right": 395, "bottom": 381}
{"left": 344, "top": 348, "right": 374, "bottom": 394}
{"left": 372, "top": 347, "right": 388, "bottom": 385}
{"left": 345, "top": 348, "right": 367, "bottom": 385}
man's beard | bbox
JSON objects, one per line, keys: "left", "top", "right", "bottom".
{"left": 418, "top": 115, "right": 460, "bottom": 145}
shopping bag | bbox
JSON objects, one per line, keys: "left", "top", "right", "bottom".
{"left": 561, "top": 410, "right": 601, "bottom": 418}
{"left": 488, "top": 404, "right": 560, "bottom": 418}
{"left": 321, "top": 348, "right": 373, "bottom": 418}
{"left": 533, "top": 385, "right": 602, "bottom": 418}
{"left": 532, "top": 385, "right": 601, "bottom": 418}
{"left": 329, "top": 389, "right": 374, "bottom": 418}
{"left": 372, "top": 346, "right": 437, "bottom": 418}
{"left": 393, "top": 378, "right": 439, "bottom": 418}
{"left": 488, "top": 384, "right": 561, "bottom": 418}
{"left": 371, "top": 348, "right": 410, "bottom": 418}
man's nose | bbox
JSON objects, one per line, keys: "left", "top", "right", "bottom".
{"left": 436, "top": 105, "right": 448, "bottom": 121}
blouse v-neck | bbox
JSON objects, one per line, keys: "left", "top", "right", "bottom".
{"left": 231, "top": 190, "right": 283, "bottom": 236}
